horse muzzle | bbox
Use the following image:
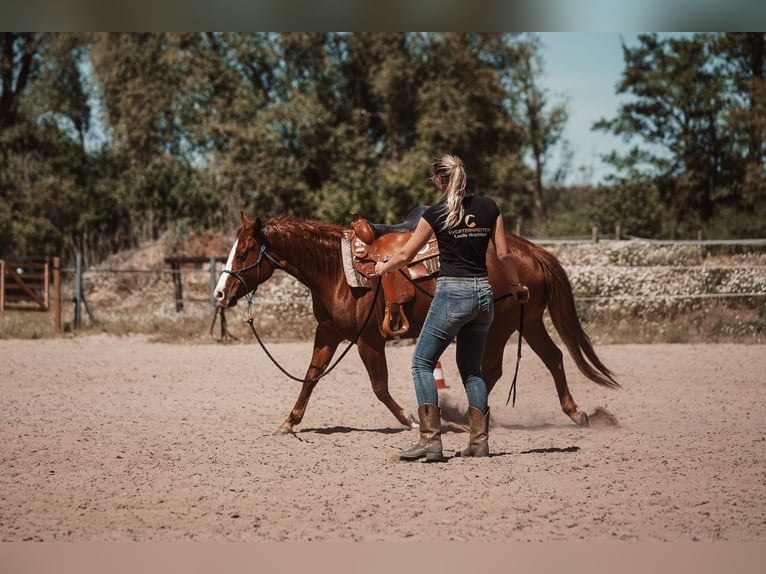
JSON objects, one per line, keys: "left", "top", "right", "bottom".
{"left": 214, "top": 288, "right": 239, "bottom": 308}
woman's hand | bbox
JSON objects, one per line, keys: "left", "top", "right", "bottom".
{"left": 511, "top": 282, "right": 530, "bottom": 303}
{"left": 372, "top": 219, "right": 432, "bottom": 278}
{"left": 374, "top": 260, "right": 387, "bottom": 276}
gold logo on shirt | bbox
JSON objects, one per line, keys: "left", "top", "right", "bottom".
{"left": 464, "top": 214, "right": 476, "bottom": 228}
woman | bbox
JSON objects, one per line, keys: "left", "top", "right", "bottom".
{"left": 374, "top": 154, "right": 529, "bottom": 461}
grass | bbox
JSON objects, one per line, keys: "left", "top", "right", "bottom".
{"left": 0, "top": 309, "right": 58, "bottom": 340}
{"left": 567, "top": 304, "right": 765, "bottom": 345}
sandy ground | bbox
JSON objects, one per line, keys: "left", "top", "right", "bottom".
{"left": 0, "top": 335, "right": 764, "bottom": 544}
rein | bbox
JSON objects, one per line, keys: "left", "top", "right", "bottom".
{"left": 398, "top": 269, "right": 524, "bottom": 407}
{"left": 244, "top": 280, "right": 382, "bottom": 384}
{"left": 223, "top": 243, "right": 383, "bottom": 384}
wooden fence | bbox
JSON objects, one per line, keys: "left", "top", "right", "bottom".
{"left": 1, "top": 258, "right": 53, "bottom": 311}
{"left": 165, "top": 256, "right": 228, "bottom": 312}
{"left": 1, "top": 257, "right": 62, "bottom": 333}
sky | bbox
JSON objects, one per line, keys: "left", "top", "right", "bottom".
{"left": 537, "top": 32, "right": 641, "bottom": 186}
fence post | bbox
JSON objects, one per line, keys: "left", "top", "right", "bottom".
{"left": 592, "top": 226, "right": 599, "bottom": 243}
{"left": 209, "top": 256, "right": 217, "bottom": 308}
{"left": 74, "top": 252, "right": 83, "bottom": 328}
{"left": 171, "top": 260, "right": 184, "bottom": 312}
{"left": 53, "top": 257, "right": 61, "bottom": 335}
{"left": 615, "top": 224, "right": 621, "bottom": 240}
{"left": 43, "top": 259, "right": 50, "bottom": 311}
{"left": 697, "top": 229, "right": 704, "bottom": 262}
{"left": 0, "top": 259, "right": 4, "bottom": 313}
{"left": 515, "top": 216, "right": 522, "bottom": 236}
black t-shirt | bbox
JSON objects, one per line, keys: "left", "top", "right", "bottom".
{"left": 422, "top": 194, "right": 500, "bottom": 277}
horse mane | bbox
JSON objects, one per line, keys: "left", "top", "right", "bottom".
{"left": 264, "top": 215, "right": 346, "bottom": 275}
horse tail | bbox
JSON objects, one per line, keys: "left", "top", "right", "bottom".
{"left": 536, "top": 248, "right": 621, "bottom": 390}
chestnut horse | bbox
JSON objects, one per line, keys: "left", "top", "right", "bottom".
{"left": 214, "top": 212, "right": 619, "bottom": 434}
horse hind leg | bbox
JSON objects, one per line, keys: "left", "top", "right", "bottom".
{"left": 523, "top": 317, "right": 589, "bottom": 427}
{"left": 276, "top": 327, "right": 341, "bottom": 434}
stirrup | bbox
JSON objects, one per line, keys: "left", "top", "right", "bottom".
{"left": 383, "top": 307, "right": 410, "bottom": 337}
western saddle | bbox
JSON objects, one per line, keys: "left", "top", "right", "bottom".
{"left": 346, "top": 206, "right": 439, "bottom": 338}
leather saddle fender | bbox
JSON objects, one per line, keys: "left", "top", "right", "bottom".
{"left": 348, "top": 207, "right": 438, "bottom": 338}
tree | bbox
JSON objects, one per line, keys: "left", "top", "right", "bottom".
{"left": 0, "top": 33, "right": 96, "bottom": 258}
{"left": 1, "top": 32, "right": 568, "bottom": 261}
{"left": 594, "top": 33, "right": 765, "bottom": 237}
{"left": 89, "top": 33, "right": 219, "bottom": 246}
{"left": 514, "top": 34, "right": 568, "bottom": 228}
{"left": 712, "top": 33, "right": 766, "bottom": 215}
{"left": 1, "top": 33, "right": 38, "bottom": 130}
{"left": 397, "top": 33, "right": 532, "bottom": 222}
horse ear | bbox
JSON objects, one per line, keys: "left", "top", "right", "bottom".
{"left": 239, "top": 212, "right": 263, "bottom": 237}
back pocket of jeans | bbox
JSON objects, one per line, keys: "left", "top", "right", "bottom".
{"left": 447, "top": 292, "right": 474, "bottom": 319}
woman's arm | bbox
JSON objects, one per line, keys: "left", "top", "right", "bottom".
{"left": 374, "top": 218, "right": 433, "bottom": 276}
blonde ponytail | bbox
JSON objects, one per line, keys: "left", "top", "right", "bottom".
{"left": 431, "top": 155, "right": 467, "bottom": 231}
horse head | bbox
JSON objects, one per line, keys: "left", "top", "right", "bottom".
{"left": 214, "top": 211, "right": 280, "bottom": 307}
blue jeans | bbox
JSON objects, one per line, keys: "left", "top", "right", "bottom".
{"left": 411, "top": 276, "right": 494, "bottom": 412}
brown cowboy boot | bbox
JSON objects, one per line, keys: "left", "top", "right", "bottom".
{"left": 459, "top": 406, "right": 490, "bottom": 457}
{"left": 399, "top": 404, "right": 445, "bottom": 462}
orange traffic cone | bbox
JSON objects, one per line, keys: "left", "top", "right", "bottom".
{"left": 434, "top": 361, "right": 448, "bottom": 389}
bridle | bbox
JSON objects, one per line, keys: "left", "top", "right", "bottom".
{"left": 223, "top": 243, "right": 284, "bottom": 316}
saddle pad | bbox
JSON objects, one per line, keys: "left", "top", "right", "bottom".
{"left": 341, "top": 231, "right": 370, "bottom": 288}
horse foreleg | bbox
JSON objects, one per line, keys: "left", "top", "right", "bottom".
{"left": 276, "top": 326, "right": 341, "bottom": 434}
{"left": 356, "top": 338, "right": 413, "bottom": 428}
{"left": 523, "top": 317, "right": 589, "bottom": 427}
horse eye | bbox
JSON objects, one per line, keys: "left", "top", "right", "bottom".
{"left": 236, "top": 253, "right": 246, "bottom": 263}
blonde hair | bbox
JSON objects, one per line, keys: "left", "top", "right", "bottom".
{"left": 431, "top": 154, "right": 467, "bottom": 231}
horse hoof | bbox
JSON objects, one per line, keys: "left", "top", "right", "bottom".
{"left": 577, "top": 412, "right": 590, "bottom": 427}
{"left": 274, "top": 425, "right": 294, "bottom": 435}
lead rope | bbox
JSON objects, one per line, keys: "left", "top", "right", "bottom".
{"left": 506, "top": 302, "right": 524, "bottom": 407}
{"left": 243, "top": 279, "right": 382, "bottom": 384}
